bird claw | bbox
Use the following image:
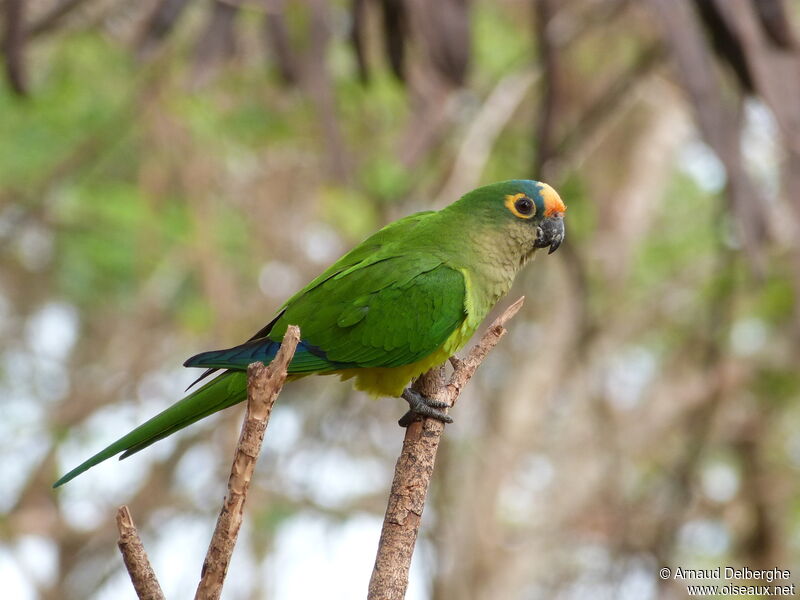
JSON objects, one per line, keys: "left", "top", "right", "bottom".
{"left": 398, "top": 388, "right": 453, "bottom": 427}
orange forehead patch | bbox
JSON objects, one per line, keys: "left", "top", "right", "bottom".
{"left": 539, "top": 183, "right": 566, "bottom": 217}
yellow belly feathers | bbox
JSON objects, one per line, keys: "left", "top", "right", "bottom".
{"left": 332, "top": 316, "right": 476, "bottom": 397}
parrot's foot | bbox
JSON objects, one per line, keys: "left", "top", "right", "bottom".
{"left": 398, "top": 389, "right": 453, "bottom": 427}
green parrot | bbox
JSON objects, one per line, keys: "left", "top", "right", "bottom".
{"left": 54, "top": 179, "right": 565, "bottom": 487}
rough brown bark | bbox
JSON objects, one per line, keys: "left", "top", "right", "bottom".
{"left": 116, "top": 506, "right": 166, "bottom": 600}
{"left": 195, "top": 325, "right": 300, "bottom": 600}
{"left": 367, "top": 297, "right": 525, "bottom": 600}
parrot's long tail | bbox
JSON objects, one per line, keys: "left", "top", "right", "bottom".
{"left": 53, "top": 371, "right": 247, "bottom": 488}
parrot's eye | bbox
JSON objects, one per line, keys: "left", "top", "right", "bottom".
{"left": 515, "top": 197, "right": 534, "bottom": 215}
{"left": 505, "top": 193, "right": 537, "bottom": 219}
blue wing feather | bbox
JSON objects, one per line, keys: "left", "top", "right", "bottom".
{"left": 183, "top": 339, "right": 355, "bottom": 374}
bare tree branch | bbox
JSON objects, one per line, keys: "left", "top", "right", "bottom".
{"left": 368, "top": 297, "right": 525, "bottom": 600}
{"left": 3, "top": 0, "right": 28, "bottom": 95}
{"left": 116, "top": 506, "right": 165, "bottom": 600}
{"left": 194, "top": 325, "right": 301, "bottom": 600}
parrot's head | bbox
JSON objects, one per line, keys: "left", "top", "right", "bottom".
{"left": 454, "top": 179, "right": 566, "bottom": 261}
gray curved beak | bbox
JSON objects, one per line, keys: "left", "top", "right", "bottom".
{"left": 534, "top": 216, "right": 565, "bottom": 254}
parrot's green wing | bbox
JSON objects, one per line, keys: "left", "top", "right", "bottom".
{"left": 185, "top": 208, "right": 469, "bottom": 374}
{"left": 281, "top": 210, "right": 437, "bottom": 310}
{"left": 280, "top": 257, "right": 467, "bottom": 368}
{"left": 184, "top": 211, "right": 438, "bottom": 387}
{"left": 186, "top": 257, "right": 467, "bottom": 372}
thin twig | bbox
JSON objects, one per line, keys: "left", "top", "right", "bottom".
{"left": 116, "top": 505, "right": 166, "bottom": 600}
{"left": 195, "top": 325, "right": 301, "bottom": 600}
{"left": 367, "top": 297, "right": 525, "bottom": 599}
